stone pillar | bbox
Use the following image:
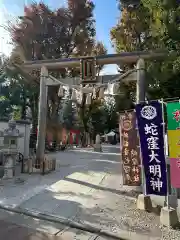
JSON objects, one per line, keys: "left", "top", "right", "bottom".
{"left": 3, "top": 154, "right": 14, "bottom": 179}
{"left": 36, "top": 66, "right": 48, "bottom": 168}
{"left": 136, "top": 58, "right": 146, "bottom": 104}
{"left": 160, "top": 207, "right": 179, "bottom": 228}
{"left": 94, "top": 134, "right": 102, "bottom": 152}
{"left": 160, "top": 159, "right": 178, "bottom": 227}
{"left": 87, "top": 133, "right": 91, "bottom": 147}
{"left": 136, "top": 59, "right": 152, "bottom": 211}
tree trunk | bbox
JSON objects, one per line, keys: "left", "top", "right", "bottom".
{"left": 21, "top": 90, "right": 27, "bottom": 120}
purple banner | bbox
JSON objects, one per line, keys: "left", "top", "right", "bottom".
{"left": 135, "top": 101, "right": 167, "bottom": 196}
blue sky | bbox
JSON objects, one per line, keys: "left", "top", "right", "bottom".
{"left": 0, "top": 0, "right": 120, "bottom": 74}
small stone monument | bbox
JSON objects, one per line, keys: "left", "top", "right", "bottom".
{"left": 94, "top": 134, "right": 102, "bottom": 152}
{"left": 0, "top": 119, "right": 23, "bottom": 179}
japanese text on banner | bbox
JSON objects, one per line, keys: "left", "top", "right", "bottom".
{"left": 120, "top": 111, "right": 141, "bottom": 186}
{"left": 135, "top": 101, "right": 167, "bottom": 196}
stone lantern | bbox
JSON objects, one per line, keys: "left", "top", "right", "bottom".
{"left": 0, "top": 120, "right": 23, "bottom": 179}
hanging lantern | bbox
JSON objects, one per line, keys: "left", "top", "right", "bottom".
{"left": 99, "top": 87, "right": 104, "bottom": 99}
{"left": 107, "top": 83, "right": 112, "bottom": 95}
{"left": 58, "top": 85, "right": 64, "bottom": 97}
{"left": 79, "top": 91, "right": 83, "bottom": 104}
{"left": 77, "top": 90, "right": 83, "bottom": 104}
{"left": 86, "top": 94, "right": 92, "bottom": 105}
{"left": 71, "top": 89, "right": 77, "bottom": 101}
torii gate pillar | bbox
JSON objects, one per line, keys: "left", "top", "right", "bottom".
{"left": 136, "top": 58, "right": 153, "bottom": 211}
{"left": 136, "top": 58, "right": 145, "bottom": 104}
{"left": 36, "top": 66, "right": 48, "bottom": 168}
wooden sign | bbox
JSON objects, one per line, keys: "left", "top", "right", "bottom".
{"left": 120, "top": 111, "right": 141, "bottom": 186}
{"left": 80, "top": 58, "right": 96, "bottom": 81}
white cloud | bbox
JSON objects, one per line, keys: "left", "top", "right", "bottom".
{"left": 100, "top": 64, "right": 118, "bottom": 75}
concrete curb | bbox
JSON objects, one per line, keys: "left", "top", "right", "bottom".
{"left": 0, "top": 204, "right": 157, "bottom": 240}
{"left": 69, "top": 149, "right": 121, "bottom": 155}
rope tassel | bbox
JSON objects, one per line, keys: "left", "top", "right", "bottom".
{"left": 112, "top": 83, "right": 119, "bottom": 95}
{"left": 58, "top": 85, "right": 64, "bottom": 97}
{"left": 92, "top": 87, "right": 97, "bottom": 99}
{"left": 99, "top": 87, "right": 104, "bottom": 99}
{"left": 71, "top": 89, "right": 77, "bottom": 101}
{"left": 86, "top": 94, "right": 92, "bottom": 105}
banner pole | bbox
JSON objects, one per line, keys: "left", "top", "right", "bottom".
{"left": 136, "top": 121, "right": 146, "bottom": 195}
{"left": 139, "top": 144, "right": 146, "bottom": 195}
{"left": 161, "top": 98, "right": 170, "bottom": 209}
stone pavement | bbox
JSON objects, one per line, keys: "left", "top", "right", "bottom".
{"left": 0, "top": 215, "right": 112, "bottom": 240}
{"left": 0, "top": 149, "right": 180, "bottom": 239}
{"left": 70, "top": 144, "right": 120, "bottom": 154}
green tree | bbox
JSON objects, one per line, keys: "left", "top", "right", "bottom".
{"left": 102, "top": 97, "right": 118, "bottom": 132}
{"left": 87, "top": 99, "right": 106, "bottom": 140}
{"left": 4, "top": 0, "right": 106, "bottom": 142}
{"left": 62, "top": 90, "right": 77, "bottom": 130}
{"left": 142, "top": 0, "right": 180, "bottom": 100}
{"left": 111, "top": 0, "right": 180, "bottom": 102}
{"left": 7, "top": 1, "right": 106, "bottom": 136}
{"left": 110, "top": 2, "right": 150, "bottom": 109}
{"left": 0, "top": 56, "right": 13, "bottom": 119}
{"left": 111, "top": 2, "right": 151, "bottom": 70}
{"left": 0, "top": 54, "right": 39, "bottom": 126}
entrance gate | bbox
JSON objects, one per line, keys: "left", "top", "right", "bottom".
{"left": 22, "top": 51, "right": 166, "bottom": 166}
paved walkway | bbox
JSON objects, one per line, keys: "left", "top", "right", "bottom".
{"left": 0, "top": 219, "right": 56, "bottom": 240}
{"left": 0, "top": 149, "right": 180, "bottom": 239}
{"left": 0, "top": 217, "right": 111, "bottom": 240}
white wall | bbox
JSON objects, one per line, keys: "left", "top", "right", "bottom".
{"left": 0, "top": 121, "right": 31, "bottom": 159}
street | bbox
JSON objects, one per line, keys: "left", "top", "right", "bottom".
{"left": 0, "top": 145, "right": 179, "bottom": 239}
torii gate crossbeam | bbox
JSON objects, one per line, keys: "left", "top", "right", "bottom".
{"left": 22, "top": 51, "right": 166, "bottom": 69}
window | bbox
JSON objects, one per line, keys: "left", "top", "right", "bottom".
{"left": 11, "top": 139, "right": 16, "bottom": 145}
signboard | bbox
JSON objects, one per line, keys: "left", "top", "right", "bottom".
{"left": 167, "top": 102, "right": 180, "bottom": 187}
{"left": 167, "top": 130, "right": 180, "bottom": 158}
{"left": 135, "top": 101, "right": 167, "bottom": 196}
{"left": 167, "top": 102, "right": 180, "bottom": 158}
{"left": 80, "top": 58, "right": 96, "bottom": 81}
{"left": 167, "top": 102, "right": 180, "bottom": 130}
{"left": 120, "top": 111, "right": 141, "bottom": 186}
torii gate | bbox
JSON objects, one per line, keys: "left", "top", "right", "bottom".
{"left": 22, "top": 51, "right": 166, "bottom": 165}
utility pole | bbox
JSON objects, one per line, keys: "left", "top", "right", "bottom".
{"left": 36, "top": 66, "right": 48, "bottom": 168}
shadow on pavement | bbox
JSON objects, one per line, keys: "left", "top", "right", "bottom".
{"left": 64, "top": 177, "right": 141, "bottom": 198}
{"left": 1, "top": 151, "right": 179, "bottom": 239}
